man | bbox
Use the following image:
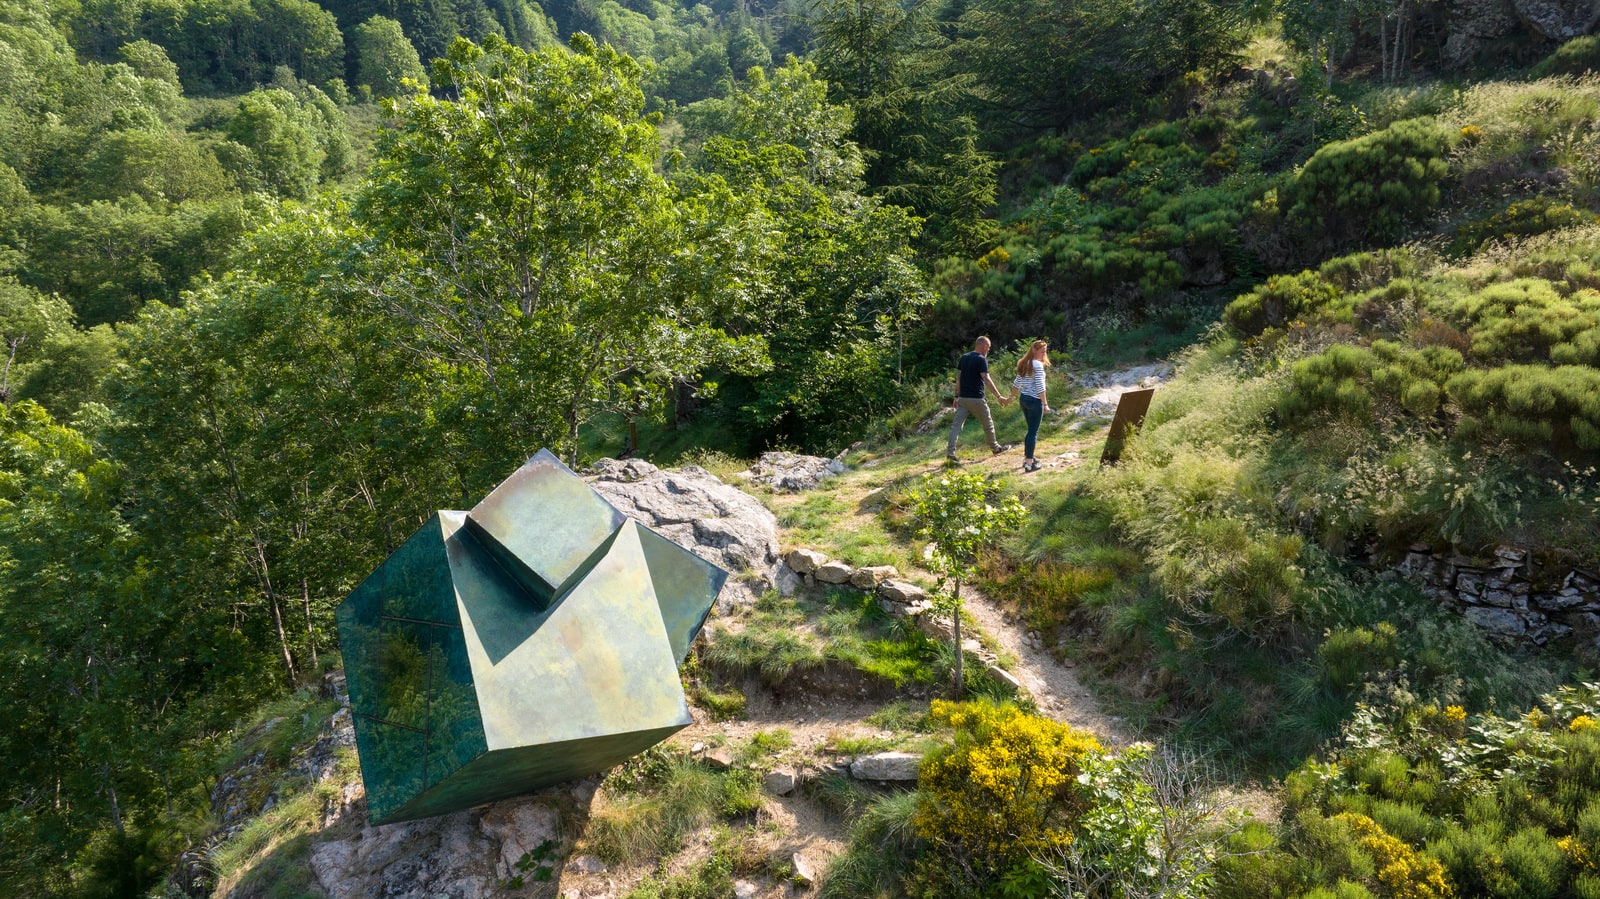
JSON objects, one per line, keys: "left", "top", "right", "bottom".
{"left": 946, "top": 336, "right": 1013, "bottom": 463}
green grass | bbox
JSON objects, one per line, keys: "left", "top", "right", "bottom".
{"left": 704, "top": 591, "right": 947, "bottom": 691}
{"left": 218, "top": 689, "right": 341, "bottom": 771}
{"left": 687, "top": 682, "right": 747, "bottom": 721}
{"left": 209, "top": 750, "right": 360, "bottom": 899}
{"left": 587, "top": 755, "right": 759, "bottom": 864}
{"left": 865, "top": 700, "right": 935, "bottom": 733}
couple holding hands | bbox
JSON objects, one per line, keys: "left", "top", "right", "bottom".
{"left": 946, "top": 336, "right": 1053, "bottom": 473}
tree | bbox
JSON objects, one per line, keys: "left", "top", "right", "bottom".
{"left": 906, "top": 470, "right": 1024, "bottom": 696}
{"left": 680, "top": 58, "right": 932, "bottom": 447}
{"left": 0, "top": 278, "right": 72, "bottom": 406}
{"left": 353, "top": 15, "right": 426, "bottom": 97}
{"left": 354, "top": 34, "right": 762, "bottom": 469}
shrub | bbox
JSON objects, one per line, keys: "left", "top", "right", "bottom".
{"left": 1449, "top": 363, "right": 1600, "bottom": 459}
{"left": 1444, "top": 278, "right": 1600, "bottom": 365}
{"left": 1451, "top": 199, "right": 1600, "bottom": 257}
{"left": 1533, "top": 35, "right": 1600, "bottom": 78}
{"left": 1224, "top": 269, "right": 1345, "bottom": 335}
{"left": 1282, "top": 118, "right": 1453, "bottom": 248}
{"left": 911, "top": 699, "right": 1101, "bottom": 893}
{"left": 1333, "top": 812, "right": 1452, "bottom": 899}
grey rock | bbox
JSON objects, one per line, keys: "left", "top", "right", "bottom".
{"left": 703, "top": 747, "right": 737, "bottom": 769}
{"left": 815, "top": 561, "right": 854, "bottom": 584}
{"left": 1464, "top": 607, "right": 1527, "bottom": 637}
{"left": 735, "top": 881, "right": 761, "bottom": 899}
{"left": 850, "top": 751, "right": 922, "bottom": 782}
{"left": 590, "top": 460, "right": 780, "bottom": 604}
{"left": 986, "top": 664, "right": 1024, "bottom": 693}
{"left": 763, "top": 768, "right": 798, "bottom": 796}
{"left": 586, "top": 457, "right": 659, "bottom": 483}
{"left": 878, "top": 580, "right": 928, "bottom": 604}
{"left": 775, "top": 564, "right": 804, "bottom": 597}
{"left": 310, "top": 781, "right": 593, "bottom": 899}
{"left": 741, "top": 451, "right": 842, "bottom": 492}
{"left": 481, "top": 801, "right": 562, "bottom": 881}
{"left": 1456, "top": 569, "right": 1487, "bottom": 596}
{"left": 1513, "top": 0, "right": 1600, "bottom": 41}
{"left": 1538, "top": 591, "right": 1591, "bottom": 611}
{"left": 792, "top": 852, "right": 818, "bottom": 887}
{"left": 785, "top": 549, "right": 828, "bottom": 574}
{"left": 568, "top": 854, "right": 607, "bottom": 875}
{"left": 850, "top": 565, "right": 899, "bottom": 590}
{"left": 1482, "top": 589, "right": 1515, "bottom": 608}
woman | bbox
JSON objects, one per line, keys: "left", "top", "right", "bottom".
{"left": 1013, "top": 340, "right": 1051, "bottom": 472}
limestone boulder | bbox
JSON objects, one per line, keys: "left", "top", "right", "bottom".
{"left": 738, "top": 450, "right": 845, "bottom": 492}
{"left": 309, "top": 780, "right": 595, "bottom": 899}
{"left": 850, "top": 565, "right": 899, "bottom": 590}
{"left": 589, "top": 459, "right": 780, "bottom": 609}
{"left": 1514, "top": 0, "right": 1600, "bottom": 40}
{"left": 850, "top": 751, "right": 922, "bottom": 782}
{"left": 785, "top": 548, "right": 828, "bottom": 574}
{"left": 815, "top": 560, "right": 854, "bottom": 584}
{"left": 763, "top": 767, "right": 799, "bottom": 796}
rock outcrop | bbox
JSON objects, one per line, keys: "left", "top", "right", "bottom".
{"left": 588, "top": 458, "right": 781, "bottom": 610}
{"left": 1386, "top": 544, "right": 1600, "bottom": 647}
{"left": 311, "top": 783, "right": 594, "bottom": 899}
{"left": 1514, "top": 0, "right": 1600, "bottom": 40}
{"left": 734, "top": 450, "right": 847, "bottom": 492}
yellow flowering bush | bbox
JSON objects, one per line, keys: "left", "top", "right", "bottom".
{"left": 1570, "top": 715, "right": 1598, "bottom": 733}
{"left": 913, "top": 700, "right": 1101, "bottom": 891}
{"left": 1559, "top": 835, "right": 1595, "bottom": 870}
{"left": 1334, "top": 813, "right": 1453, "bottom": 899}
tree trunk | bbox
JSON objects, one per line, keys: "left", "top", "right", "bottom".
{"left": 254, "top": 536, "right": 296, "bottom": 687}
{"left": 303, "top": 578, "right": 318, "bottom": 669}
{"left": 952, "top": 580, "right": 964, "bottom": 698}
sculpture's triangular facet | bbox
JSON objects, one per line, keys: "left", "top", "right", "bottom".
{"left": 334, "top": 451, "right": 727, "bottom": 824}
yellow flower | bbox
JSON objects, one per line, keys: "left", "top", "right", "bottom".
{"left": 1570, "top": 714, "right": 1598, "bottom": 733}
{"left": 1444, "top": 705, "right": 1467, "bottom": 723}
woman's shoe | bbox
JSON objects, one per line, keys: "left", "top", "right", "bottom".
{"left": 1023, "top": 458, "right": 1039, "bottom": 472}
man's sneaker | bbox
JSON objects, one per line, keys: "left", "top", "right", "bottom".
{"left": 992, "top": 443, "right": 1015, "bottom": 454}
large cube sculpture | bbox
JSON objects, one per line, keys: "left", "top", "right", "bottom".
{"left": 335, "top": 449, "right": 728, "bottom": 824}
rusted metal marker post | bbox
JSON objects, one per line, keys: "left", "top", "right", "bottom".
{"left": 1099, "top": 387, "right": 1156, "bottom": 466}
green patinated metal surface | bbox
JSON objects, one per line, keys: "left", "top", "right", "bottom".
{"left": 335, "top": 450, "right": 727, "bottom": 825}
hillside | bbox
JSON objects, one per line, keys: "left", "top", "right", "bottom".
{"left": 8, "top": 0, "right": 1600, "bottom": 895}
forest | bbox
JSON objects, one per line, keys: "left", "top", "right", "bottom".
{"left": 4, "top": 0, "right": 1600, "bottom": 894}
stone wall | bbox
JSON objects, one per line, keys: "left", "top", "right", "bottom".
{"left": 1386, "top": 544, "right": 1600, "bottom": 647}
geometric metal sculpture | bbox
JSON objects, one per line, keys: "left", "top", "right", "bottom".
{"left": 335, "top": 449, "right": 728, "bottom": 824}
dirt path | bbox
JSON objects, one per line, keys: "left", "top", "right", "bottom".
{"left": 960, "top": 588, "right": 1136, "bottom": 746}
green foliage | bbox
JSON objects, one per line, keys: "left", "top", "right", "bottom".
{"left": 351, "top": 15, "right": 425, "bottom": 98}
{"left": 1283, "top": 118, "right": 1452, "bottom": 249}
{"left": 360, "top": 34, "right": 764, "bottom": 464}
{"left": 1224, "top": 269, "right": 1346, "bottom": 335}
{"left": 1046, "top": 744, "right": 1244, "bottom": 899}
{"left": 1450, "top": 364, "right": 1600, "bottom": 458}
{"left": 588, "top": 754, "right": 759, "bottom": 865}
{"left": 1533, "top": 36, "right": 1600, "bottom": 78}
{"left": 221, "top": 85, "right": 351, "bottom": 198}
{"left": 1267, "top": 685, "right": 1600, "bottom": 899}
{"left": 680, "top": 58, "right": 930, "bottom": 451}
{"left": 819, "top": 790, "right": 923, "bottom": 899}
{"left": 910, "top": 699, "right": 1101, "bottom": 895}
{"left": 624, "top": 851, "right": 736, "bottom": 899}
{"left": 1452, "top": 199, "right": 1600, "bottom": 257}
{"left": 907, "top": 470, "right": 1025, "bottom": 696}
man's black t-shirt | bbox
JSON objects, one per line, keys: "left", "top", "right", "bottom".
{"left": 957, "top": 351, "right": 989, "bottom": 398}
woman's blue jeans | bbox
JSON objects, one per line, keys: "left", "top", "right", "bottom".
{"left": 1020, "top": 394, "right": 1043, "bottom": 459}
